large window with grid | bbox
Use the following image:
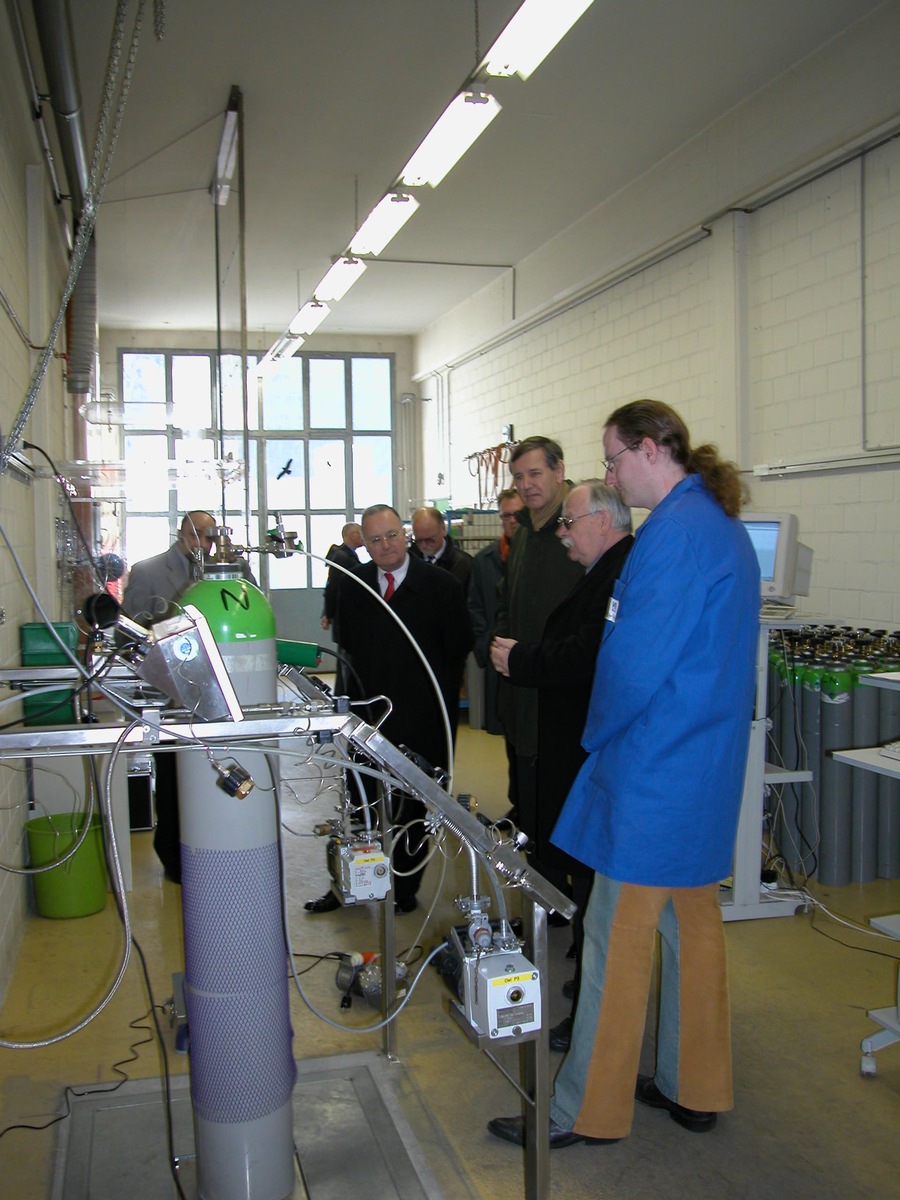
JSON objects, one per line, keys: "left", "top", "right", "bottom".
{"left": 120, "top": 350, "right": 394, "bottom": 590}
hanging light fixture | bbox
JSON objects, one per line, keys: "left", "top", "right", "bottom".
{"left": 399, "top": 90, "right": 502, "bottom": 188}
{"left": 258, "top": 0, "right": 595, "bottom": 365}
{"left": 348, "top": 191, "right": 420, "bottom": 257}
{"left": 288, "top": 300, "right": 330, "bottom": 336}
{"left": 256, "top": 333, "right": 305, "bottom": 375}
{"left": 481, "top": 0, "right": 595, "bottom": 80}
{"left": 314, "top": 256, "right": 368, "bottom": 302}
{"left": 210, "top": 86, "right": 241, "bottom": 205}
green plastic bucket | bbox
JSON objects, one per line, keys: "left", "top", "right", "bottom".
{"left": 25, "top": 815, "right": 107, "bottom": 918}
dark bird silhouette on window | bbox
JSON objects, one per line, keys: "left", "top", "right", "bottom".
{"left": 277, "top": 458, "right": 292, "bottom": 479}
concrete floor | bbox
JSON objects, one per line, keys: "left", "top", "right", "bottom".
{"left": 2, "top": 719, "right": 900, "bottom": 1199}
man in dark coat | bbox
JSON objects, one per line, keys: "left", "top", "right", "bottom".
{"left": 410, "top": 506, "right": 473, "bottom": 591}
{"left": 320, "top": 521, "right": 363, "bottom": 691}
{"left": 468, "top": 488, "right": 523, "bottom": 735}
{"left": 320, "top": 522, "right": 363, "bottom": 634}
{"left": 491, "top": 480, "right": 633, "bottom": 1048}
{"left": 494, "top": 437, "right": 583, "bottom": 855}
{"left": 306, "top": 504, "right": 472, "bottom": 914}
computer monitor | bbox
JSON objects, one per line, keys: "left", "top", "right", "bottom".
{"left": 740, "top": 511, "right": 812, "bottom": 605}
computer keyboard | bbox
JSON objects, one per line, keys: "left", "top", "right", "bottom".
{"left": 879, "top": 741, "right": 900, "bottom": 762}
{"left": 760, "top": 604, "right": 798, "bottom": 622}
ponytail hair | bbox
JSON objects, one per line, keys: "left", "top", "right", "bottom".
{"left": 605, "top": 399, "right": 749, "bottom": 517}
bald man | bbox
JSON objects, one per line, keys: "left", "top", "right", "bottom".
{"left": 121, "top": 510, "right": 244, "bottom": 882}
{"left": 122, "top": 510, "right": 217, "bottom": 627}
{"left": 410, "top": 507, "right": 473, "bottom": 591}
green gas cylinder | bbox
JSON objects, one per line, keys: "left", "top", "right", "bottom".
{"left": 181, "top": 563, "right": 277, "bottom": 706}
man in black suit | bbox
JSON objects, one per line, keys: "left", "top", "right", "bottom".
{"left": 320, "top": 522, "right": 363, "bottom": 634}
{"left": 410, "top": 506, "right": 473, "bottom": 591}
{"left": 491, "top": 480, "right": 633, "bottom": 1049}
{"left": 320, "top": 521, "right": 363, "bottom": 691}
{"left": 305, "top": 504, "right": 472, "bottom": 914}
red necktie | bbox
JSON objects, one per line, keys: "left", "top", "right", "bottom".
{"left": 384, "top": 572, "right": 395, "bottom": 600}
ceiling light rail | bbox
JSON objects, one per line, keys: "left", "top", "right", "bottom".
{"left": 258, "top": 0, "right": 596, "bottom": 371}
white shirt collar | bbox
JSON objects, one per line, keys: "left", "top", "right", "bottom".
{"left": 378, "top": 555, "right": 410, "bottom": 594}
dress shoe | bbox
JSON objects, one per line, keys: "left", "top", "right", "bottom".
{"left": 562, "top": 978, "right": 576, "bottom": 1000}
{"left": 635, "top": 1075, "right": 717, "bottom": 1132}
{"left": 304, "top": 891, "right": 340, "bottom": 913}
{"left": 394, "top": 894, "right": 418, "bottom": 914}
{"left": 549, "top": 1015, "right": 572, "bottom": 1052}
{"left": 487, "top": 1115, "right": 618, "bottom": 1149}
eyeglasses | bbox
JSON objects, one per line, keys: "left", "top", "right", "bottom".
{"left": 557, "top": 512, "right": 595, "bottom": 530}
{"left": 603, "top": 441, "right": 641, "bottom": 474}
{"left": 366, "top": 530, "right": 405, "bottom": 547}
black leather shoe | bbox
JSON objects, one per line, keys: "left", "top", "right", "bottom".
{"left": 304, "top": 891, "right": 340, "bottom": 913}
{"left": 549, "top": 1016, "right": 572, "bottom": 1052}
{"left": 489, "top": 1108, "right": 619, "bottom": 1147}
{"left": 487, "top": 1115, "right": 618, "bottom": 1149}
{"left": 635, "top": 1075, "right": 717, "bottom": 1132}
{"left": 394, "top": 894, "right": 418, "bottom": 914}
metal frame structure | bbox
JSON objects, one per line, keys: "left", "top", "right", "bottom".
{"left": 0, "top": 666, "right": 574, "bottom": 1200}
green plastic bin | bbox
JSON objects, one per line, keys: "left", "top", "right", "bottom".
{"left": 20, "top": 622, "right": 79, "bottom": 725}
{"left": 25, "top": 814, "right": 107, "bottom": 918}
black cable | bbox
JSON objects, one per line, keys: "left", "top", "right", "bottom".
{"left": 128, "top": 935, "right": 189, "bottom": 1200}
{"left": 0, "top": 1009, "right": 154, "bottom": 1142}
{"left": 308, "top": 644, "right": 366, "bottom": 698}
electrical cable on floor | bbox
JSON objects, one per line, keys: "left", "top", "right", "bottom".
{"left": 0, "top": 1009, "right": 154, "bottom": 1143}
{"left": 127, "top": 934, "right": 189, "bottom": 1200}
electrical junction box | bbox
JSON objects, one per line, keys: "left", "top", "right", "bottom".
{"left": 327, "top": 837, "right": 391, "bottom": 904}
{"left": 461, "top": 949, "right": 541, "bottom": 1041}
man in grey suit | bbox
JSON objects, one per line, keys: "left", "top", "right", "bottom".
{"left": 121, "top": 510, "right": 227, "bottom": 881}
{"left": 122, "top": 510, "right": 217, "bottom": 627}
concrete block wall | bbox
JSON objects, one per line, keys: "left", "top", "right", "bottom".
{"left": 444, "top": 144, "right": 900, "bottom": 627}
{"left": 0, "top": 14, "right": 71, "bottom": 1000}
{"left": 445, "top": 237, "right": 719, "bottom": 498}
{"left": 748, "top": 138, "right": 900, "bottom": 625}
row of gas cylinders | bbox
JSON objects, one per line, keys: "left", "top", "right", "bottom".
{"left": 766, "top": 626, "right": 900, "bottom": 887}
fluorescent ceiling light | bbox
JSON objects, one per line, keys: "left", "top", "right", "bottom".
{"left": 314, "top": 256, "right": 368, "bottom": 302}
{"left": 399, "top": 91, "right": 502, "bottom": 188}
{"left": 211, "top": 87, "right": 241, "bottom": 205}
{"left": 289, "top": 301, "right": 330, "bottom": 336}
{"left": 482, "top": 0, "right": 594, "bottom": 79}
{"left": 257, "top": 334, "right": 305, "bottom": 375}
{"left": 348, "top": 191, "right": 420, "bottom": 256}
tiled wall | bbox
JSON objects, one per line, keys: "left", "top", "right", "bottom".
{"left": 445, "top": 143, "right": 900, "bottom": 627}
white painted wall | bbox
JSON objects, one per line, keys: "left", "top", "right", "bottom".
{"left": 417, "top": 6, "right": 900, "bottom": 628}
{"left": 415, "top": 3, "right": 900, "bottom": 378}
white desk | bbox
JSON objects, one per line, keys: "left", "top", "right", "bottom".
{"left": 831, "top": 746, "right": 900, "bottom": 783}
{"left": 829, "top": 672, "right": 900, "bottom": 1075}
